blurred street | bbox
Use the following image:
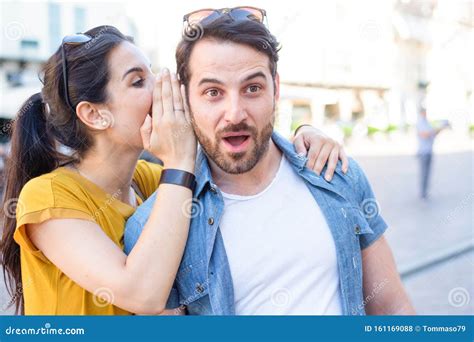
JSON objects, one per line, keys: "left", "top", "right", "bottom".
{"left": 351, "top": 130, "right": 473, "bottom": 315}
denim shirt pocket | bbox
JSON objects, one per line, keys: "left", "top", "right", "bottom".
{"left": 341, "top": 206, "right": 374, "bottom": 315}
{"left": 175, "top": 259, "right": 209, "bottom": 311}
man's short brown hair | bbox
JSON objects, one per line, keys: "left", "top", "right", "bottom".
{"left": 176, "top": 15, "right": 280, "bottom": 88}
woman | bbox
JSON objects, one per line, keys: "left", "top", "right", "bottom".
{"left": 1, "top": 26, "right": 347, "bottom": 315}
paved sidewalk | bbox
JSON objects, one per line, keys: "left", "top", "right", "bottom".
{"left": 352, "top": 131, "right": 473, "bottom": 315}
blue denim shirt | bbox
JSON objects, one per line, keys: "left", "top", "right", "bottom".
{"left": 124, "top": 132, "right": 388, "bottom": 315}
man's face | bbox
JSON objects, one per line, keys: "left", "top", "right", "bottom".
{"left": 187, "top": 38, "right": 280, "bottom": 174}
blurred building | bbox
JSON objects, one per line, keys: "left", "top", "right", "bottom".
{"left": 0, "top": 0, "right": 472, "bottom": 142}
{"left": 274, "top": 0, "right": 473, "bottom": 140}
{"left": 0, "top": 1, "right": 136, "bottom": 136}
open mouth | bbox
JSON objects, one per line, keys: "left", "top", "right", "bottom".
{"left": 223, "top": 135, "right": 249, "bottom": 146}
{"left": 221, "top": 132, "right": 251, "bottom": 152}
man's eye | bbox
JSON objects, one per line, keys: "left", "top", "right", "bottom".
{"left": 246, "top": 85, "right": 261, "bottom": 93}
{"left": 206, "top": 89, "right": 220, "bottom": 97}
{"left": 132, "top": 78, "right": 144, "bottom": 87}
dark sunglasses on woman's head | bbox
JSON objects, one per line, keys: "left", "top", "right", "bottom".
{"left": 61, "top": 33, "right": 92, "bottom": 113}
{"left": 183, "top": 6, "right": 267, "bottom": 27}
{"left": 61, "top": 33, "right": 92, "bottom": 112}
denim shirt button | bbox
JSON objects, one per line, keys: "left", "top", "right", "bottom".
{"left": 208, "top": 217, "right": 215, "bottom": 226}
{"left": 354, "top": 225, "right": 361, "bottom": 234}
{"left": 196, "top": 284, "right": 204, "bottom": 293}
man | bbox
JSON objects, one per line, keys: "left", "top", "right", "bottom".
{"left": 125, "top": 7, "right": 414, "bottom": 315}
{"left": 416, "top": 107, "right": 448, "bottom": 199}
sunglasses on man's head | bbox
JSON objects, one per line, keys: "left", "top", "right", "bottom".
{"left": 183, "top": 6, "right": 267, "bottom": 26}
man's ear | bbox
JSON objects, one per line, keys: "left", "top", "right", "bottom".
{"left": 274, "top": 72, "right": 280, "bottom": 102}
{"left": 76, "top": 101, "right": 113, "bottom": 130}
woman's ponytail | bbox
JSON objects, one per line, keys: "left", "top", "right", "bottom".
{"left": 1, "top": 92, "right": 60, "bottom": 314}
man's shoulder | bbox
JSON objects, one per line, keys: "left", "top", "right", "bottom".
{"left": 128, "top": 190, "right": 158, "bottom": 226}
{"left": 309, "top": 157, "right": 369, "bottom": 205}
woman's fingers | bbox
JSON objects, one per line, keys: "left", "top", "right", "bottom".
{"left": 324, "top": 147, "right": 340, "bottom": 181}
{"left": 171, "top": 73, "right": 184, "bottom": 117}
{"left": 339, "top": 147, "right": 349, "bottom": 174}
{"left": 180, "top": 84, "right": 192, "bottom": 124}
{"left": 160, "top": 69, "right": 175, "bottom": 118}
{"left": 139, "top": 115, "right": 152, "bottom": 151}
{"left": 312, "top": 143, "right": 333, "bottom": 175}
{"left": 170, "top": 74, "right": 181, "bottom": 109}
{"left": 293, "top": 134, "right": 308, "bottom": 157}
{"left": 152, "top": 74, "right": 163, "bottom": 123}
{"left": 307, "top": 142, "right": 323, "bottom": 174}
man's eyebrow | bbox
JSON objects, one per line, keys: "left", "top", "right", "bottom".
{"left": 122, "top": 67, "right": 143, "bottom": 80}
{"left": 198, "top": 77, "right": 224, "bottom": 86}
{"left": 243, "top": 71, "right": 267, "bottom": 82}
{"left": 197, "top": 71, "right": 267, "bottom": 86}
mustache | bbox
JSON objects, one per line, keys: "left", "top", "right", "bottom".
{"left": 218, "top": 122, "right": 258, "bottom": 137}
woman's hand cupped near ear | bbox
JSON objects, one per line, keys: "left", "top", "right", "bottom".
{"left": 140, "top": 69, "right": 197, "bottom": 173}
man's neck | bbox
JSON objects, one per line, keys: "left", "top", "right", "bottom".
{"left": 209, "top": 139, "right": 282, "bottom": 196}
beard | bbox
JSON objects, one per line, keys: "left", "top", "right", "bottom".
{"left": 191, "top": 112, "right": 275, "bottom": 175}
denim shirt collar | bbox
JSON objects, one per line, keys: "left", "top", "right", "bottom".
{"left": 194, "top": 146, "right": 214, "bottom": 198}
{"left": 194, "top": 131, "right": 347, "bottom": 199}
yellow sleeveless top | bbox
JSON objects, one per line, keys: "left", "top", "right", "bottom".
{"left": 13, "top": 160, "right": 162, "bottom": 315}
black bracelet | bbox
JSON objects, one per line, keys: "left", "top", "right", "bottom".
{"left": 159, "top": 169, "right": 196, "bottom": 192}
{"left": 294, "top": 124, "right": 313, "bottom": 136}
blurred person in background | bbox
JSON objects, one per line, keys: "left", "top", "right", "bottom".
{"left": 416, "top": 107, "right": 449, "bottom": 199}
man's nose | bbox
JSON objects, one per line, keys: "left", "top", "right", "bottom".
{"left": 223, "top": 94, "right": 248, "bottom": 124}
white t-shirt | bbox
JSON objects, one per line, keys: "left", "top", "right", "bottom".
{"left": 219, "top": 156, "right": 342, "bottom": 315}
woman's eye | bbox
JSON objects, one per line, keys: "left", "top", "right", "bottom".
{"left": 206, "top": 89, "right": 220, "bottom": 97}
{"left": 132, "top": 78, "right": 144, "bottom": 87}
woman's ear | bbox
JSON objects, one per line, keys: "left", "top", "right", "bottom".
{"left": 76, "top": 102, "right": 114, "bottom": 130}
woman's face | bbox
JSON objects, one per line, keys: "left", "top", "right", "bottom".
{"left": 100, "top": 41, "right": 154, "bottom": 151}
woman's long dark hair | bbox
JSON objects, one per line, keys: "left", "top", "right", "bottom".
{"left": 1, "top": 25, "right": 132, "bottom": 314}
